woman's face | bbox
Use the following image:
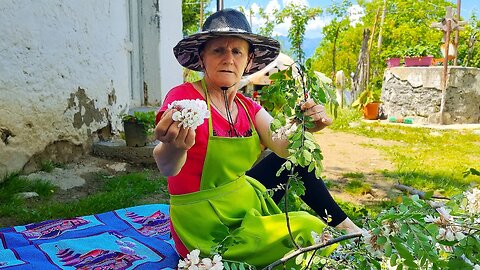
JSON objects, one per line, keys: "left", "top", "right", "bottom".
{"left": 200, "top": 36, "right": 252, "bottom": 89}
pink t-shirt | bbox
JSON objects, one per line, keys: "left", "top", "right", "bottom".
{"left": 156, "top": 82, "right": 262, "bottom": 195}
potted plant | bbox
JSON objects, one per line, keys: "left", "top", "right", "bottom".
{"left": 403, "top": 44, "right": 438, "bottom": 67}
{"left": 121, "top": 111, "right": 156, "bottom": 147}
{"left": 383, "top": 48, "right": 403, "bottom": 68}
{"left": 351, "top": 89, "right": 382, "bottom": 120}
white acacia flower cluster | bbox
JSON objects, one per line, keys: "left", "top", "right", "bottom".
{"left": 424, "top": 207, "right": 466, "bottom": 242}
{"left": 463, "top": 188, "right": 480, "bottom": 214}
{"left": 311, "top": 230, "right": 332, "bottom": 245}
{"left": 272, "top": 122, "right": 298, "bottom": 141}
{"left": 168, "top": 99, "right": 210, "bottom": 129}
{"left": 178, "top": 249, "right": 224, "bottom": 270}
{"left": 362, "top": 229, "right": 384, "bottom": 258}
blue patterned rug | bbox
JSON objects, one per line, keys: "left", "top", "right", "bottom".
{"left": 0, "top": 204, "right": 179, "bottom": 269}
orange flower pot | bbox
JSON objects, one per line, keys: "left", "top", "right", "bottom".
{"left": 363, "top": 102, "right": 381, "bottom": 120}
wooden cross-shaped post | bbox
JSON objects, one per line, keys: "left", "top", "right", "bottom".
{"left": 431, "top": 6, "right": 467, "bottom": 124}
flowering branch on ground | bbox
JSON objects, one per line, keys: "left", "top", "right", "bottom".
{"left": 319, "top": 189, "right": 480, "bottom": 269}
{"left": 178, "top": 249, "right": 224, "bottom": 270}
{"left": 168, "top": 99, "right": 210, "bottom": 129}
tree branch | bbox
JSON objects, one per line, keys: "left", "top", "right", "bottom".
{"left": 394, "top": 184, "right": 450, "bottom": 200}
{"left": 262, "top": 232, "right": 363, "bottom": 270}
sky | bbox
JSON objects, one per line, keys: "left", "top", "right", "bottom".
{"left": 207, "top": 0, "right": 479, "bottom": 39}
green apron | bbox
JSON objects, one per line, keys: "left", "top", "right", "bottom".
{"left": 169, "top": 80, "right": 331, "bottom": 267}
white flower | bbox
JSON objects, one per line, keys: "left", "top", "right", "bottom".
{"left": 463, "top": 188, "right": 480, "bottom": 214}
{"left": 178, "top": 259, "right": 188, "bottom": 268}
{"left": 436, "top": 207, "right": 453, "bottom": 221}
{"left": 455, "top": 231, "right": 466, "bottom": 241}
{"left": 178, "top": 249, "right": 224, "bottom": 270}
{"left": 311, "top": 231, "right": 322, "bottom": 245}
{"left": 424, "top": 215, "right": 438, "bottom": 223}
{"left": 437, "top": 227, "right": 455, "bottom": 241}
{"left": 362, "top": 229, "right": 383, "bottom": 257}
{"left": 168, "top": 99, "right": 210, "bottom": 129}
{"left": 474, "top": 264, "right": 480, "bottom": 270}
{"left": 272, "top": 122, "right": 297, "bottom": 141}
{"left": 187, "top": 249, "right": 201, "bottom": 265}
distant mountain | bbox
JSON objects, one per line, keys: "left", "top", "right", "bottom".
{"left": 275, "top": 36, "right": 323, "bottom": 60}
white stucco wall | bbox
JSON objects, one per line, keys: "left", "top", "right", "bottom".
{"left": 0, "top": 0, "right": 129, "bottom": 176}
{"left": 159, "top": 0, "right": 183, "bottom": 103}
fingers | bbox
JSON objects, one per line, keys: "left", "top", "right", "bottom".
{"left": 155, "top": 110, "right": 176, "bottom": 140}
{"left": 300, "top": 99, "right": 332, "bottom": 127}
{"left": 155, "top": 109, "right": 196, "bottom": 150}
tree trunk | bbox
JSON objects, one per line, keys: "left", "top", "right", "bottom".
{"left": 352, "top": 28, "right": 370, "bottom": 100}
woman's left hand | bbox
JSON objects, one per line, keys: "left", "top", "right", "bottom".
{"left": 300, "top": 99, "right": 333, "bottom": 132}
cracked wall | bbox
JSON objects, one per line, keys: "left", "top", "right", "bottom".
{"left": 0, "top": 0, "right": 131, "bottom": 177}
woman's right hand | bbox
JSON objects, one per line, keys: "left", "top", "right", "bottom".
{"left": 155, "top": 109, "right": 196, "bottom": 151}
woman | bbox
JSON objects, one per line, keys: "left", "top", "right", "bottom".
{"left": 154, "top": 8, "right": 359, "bottom": 267}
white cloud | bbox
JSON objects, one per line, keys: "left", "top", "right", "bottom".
{"left": 265, "top": 0, "right": 281, "bottom": 15}
{"left": 348, "top": 4, "right": 365, "bottom": 26}
{"left": 305, "top": 16, "right": 329, "bottom": 38}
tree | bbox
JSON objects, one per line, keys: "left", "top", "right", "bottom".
{"left": 182, "top": 0, "right": 212, "bottom": 36}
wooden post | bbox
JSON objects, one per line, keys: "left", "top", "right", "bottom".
{"left": 453, "top": 0, "right": 461, "bottom": 65}
{"left": 430, "top": 6, "right": 466, "bottom": 124}
{"left": 200, "top": 0, "right": 204, "bottom": 29}
{"left": 377, "top": 0, "right": 387, "bottom": 50}
{"left": 440, "top": 16, "right": 452, "bottom": 125}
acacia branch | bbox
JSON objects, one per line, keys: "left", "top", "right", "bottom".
{"left": 284, "top": 176, "right": 300, "bottom": 249}
{"left": 262, "top": 232, "right": 363, "bottom": 270}
{"left": 394, "top": 184, "right": 450, "bottom": 200}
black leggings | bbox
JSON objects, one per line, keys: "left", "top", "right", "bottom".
{"left": 246, "top": 152, "right": 347, "bottom": 227}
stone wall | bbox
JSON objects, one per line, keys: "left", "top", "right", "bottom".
{"left": 382, "top": 67, "right": 480, "bottom": 124}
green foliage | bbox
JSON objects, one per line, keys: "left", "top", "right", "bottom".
{"left": 323, "top": 193, "right": 480, "bottom": 269}
{"left": 351, "top": 88, "right": 381, "bottom": 110}
{"left": 0, "top": 173, "right": 56, "bottom": 205}
{"left": 345, "top": 179, "right": 372, "bottom": 195}
{"left": 260, "top": 59, "right": 338, "bottom": 182}
{"left": 463, "top": 168, "right": 480, "bottom": 178}
{"left": 181, "top": 0, "right": 212, "bottom": 35}
{"left": 311, "top": 0, "right": 480, "bottom": 95}
{"left": 121, "top": 111, "right": 156, "bottom": 133}
{"left": 276, "top": 4, "right": 322, "bottom": 62}
{"left": 403, "top": 43, "right": 440, "bottom": 57}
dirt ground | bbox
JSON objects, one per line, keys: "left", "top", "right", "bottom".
{"left": 317, "top": 128, "right": 402, "bottom": 205}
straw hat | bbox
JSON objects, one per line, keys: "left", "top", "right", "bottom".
{"left": 173, "top": 8, "right": 280, "bottom": 75}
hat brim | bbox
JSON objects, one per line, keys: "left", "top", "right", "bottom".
{"left": 173, "top": 31, "right": 280, "bottom": 75}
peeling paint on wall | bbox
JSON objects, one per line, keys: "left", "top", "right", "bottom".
{"left": 66, "top": 87, "right": 106, "bottom": 129}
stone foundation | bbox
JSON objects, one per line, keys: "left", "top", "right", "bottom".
{"left": 381, "top": 67, "right": 480, "bottom": 124}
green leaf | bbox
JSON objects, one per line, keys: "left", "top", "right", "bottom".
{"left": 295, "top": 253, "right": 304, "bottom": 265}
{"left": 384, "top": 242, "right": 392, "bottom": 257}
{"left": 393, "top": 241, "right": 415, "bottom": 263}
{"left": 303, "top": 149, "right": 312, "bottom": 162}
{"left": 285, "top": 161, "right": 292, "bottom": 171}
{"left": 391, "top": 253, "right": 398, "bottom": 266}
{"left": 377, "top": 236, "right": 387, "bottom": 245}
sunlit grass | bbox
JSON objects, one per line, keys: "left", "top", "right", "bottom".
{"left": 330, "top": 109, "right": 480, "bottom": 197}
{"left": 0, "top": 171, "right": 168, "bottom": 227}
